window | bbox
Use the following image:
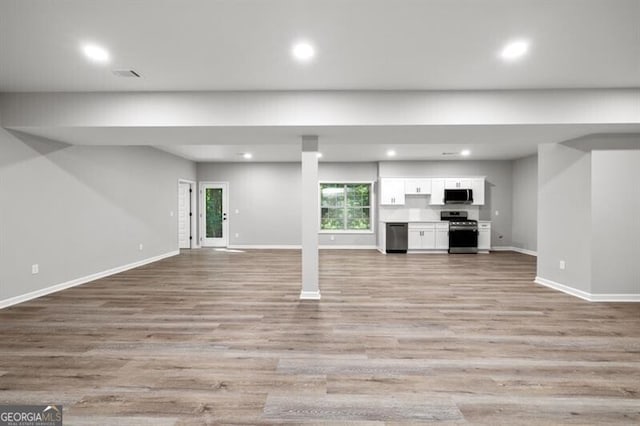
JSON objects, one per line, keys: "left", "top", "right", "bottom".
{"left": 320, "top": 183, "right": 372, "bottom": 231}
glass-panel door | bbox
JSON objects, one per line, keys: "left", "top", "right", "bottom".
{"left": 201, "top": 182, "right": 228, "bottom": 247}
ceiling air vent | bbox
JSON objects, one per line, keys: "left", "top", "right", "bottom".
{"left": 441, "top": 152, "right": 458, "bottom": 156}
{"left": 112, "top": 69, "right": 141, "bottom": 78}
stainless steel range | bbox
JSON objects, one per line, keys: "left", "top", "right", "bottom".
{"left": 441, "top": 211, "right": 478, "bottom": 254}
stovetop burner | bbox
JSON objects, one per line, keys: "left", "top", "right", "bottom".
{"left": 441, "top": 211, "right": 475, "bottom": 223}
{"left": 450, "top": 220, "right": 477, "bottom": 226}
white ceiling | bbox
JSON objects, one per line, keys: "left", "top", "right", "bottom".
{"left": 13, "top": 124, "right": 640, "bottom": 161}
{"left": 1, "top": 0, "right": 638, "bottom": 161}
{"left": 1, "top": 0, "right": 639, "bottom": 92}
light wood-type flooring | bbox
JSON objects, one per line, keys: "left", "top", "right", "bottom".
{"left": 1, "top": 249, "right": 639, "bottom": 425}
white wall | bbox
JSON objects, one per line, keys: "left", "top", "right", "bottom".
{"left": 378, "top": 160, "right": 513, "bottom": 247}
{"left": 537, "top": 136, "right": 640, "bottom": 299}
{"left": 512, "top": 154, "right": 538, "bottom": 253}
{"left": 196, "top": 162, "right": 378, "bottom": 247}
{"left": 591, "top": 150, "right": 640, "bottom": 295}
{"left": 197, "top": 162, "right": 302, "bottom": 246}
{"left": 0, "top": 129, "right": 196, "bottom": 304}
{"left": 537, "top": 143, "right": 592, "bottom": 293}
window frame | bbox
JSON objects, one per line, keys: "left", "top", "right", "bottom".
{"left": 318, "top": 181, "right": 375, "bottom": 234}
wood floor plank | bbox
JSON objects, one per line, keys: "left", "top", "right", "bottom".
{"left": 263, "top": 394, "right": 465, "bottom": 422}
{"left": 0, "top": 249, "right": 639, "bottom": 424}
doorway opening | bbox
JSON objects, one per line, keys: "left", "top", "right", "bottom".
{"left": 178, "top": 179, "right": 197, "bottom": 249}
{"left": 200, "top": 182, "right": 229, "bottom": 247}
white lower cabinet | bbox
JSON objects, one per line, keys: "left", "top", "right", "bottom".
{"left": 478, "top": 221, "right": 491, "bottom": 250}
{"left": 408, "top": 223, "right": 448, "bottom": 250}
{"left": 435, "top": 226, "right": 449, "bottom": 249}
{"left": 408, "top": 224, "right": 435, "bottom": 249}
{"left": 408, "top": 229, "right": 422, "bottom": 249}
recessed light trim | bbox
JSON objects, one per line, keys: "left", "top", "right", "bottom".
{"left": 292, "top": 41, "right": 315, "bottom": 62}
{"left": 386, "top": 149, "right": 397, "bottom": 157}
{"left": 242, "top": 153, "right": 253, "bottom": 160}
{"left": 82, "top": 43, "right": 110, "bottom": 63}
{"left": 461, "top": 149, "right": 471, "bottom": 157}
{"left": 316, "top": 152, "right": 323, "bottom": 158}
{"left": 499, "top": 39, "right": 530, "bottom": 61}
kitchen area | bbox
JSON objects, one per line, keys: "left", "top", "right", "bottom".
{"left": 377, "top": 176, "right": 492, "bottom": 254}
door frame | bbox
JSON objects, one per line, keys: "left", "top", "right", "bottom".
{"left": 178, "top": 179, "right": 197, "bottom": 249}
{"left": 199, "top": 181, "right": 229, "bottom": 247}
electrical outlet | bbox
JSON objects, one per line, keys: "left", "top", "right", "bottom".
{"left": 235, "top": 209, "right": 240, "bottom": 214}
{"left": 495, "top": 210, "right": 500, "bottom": 216}
{"left": 235, "top": 233, "right": 239, "bottom": 238}
{"left": 559, "top": 260, "right": 566, "bottom": 270}
{"left": 330, "top": 235, "right": 335, "bottom": 241}
{"left": 170, "top": 211, "right": 174, "bottom": 217}
{"left": 139, "top": 243, "right": 144, "bottom": 251}
{"left": 31, "top": 264, "right": 39, "bottom": 274}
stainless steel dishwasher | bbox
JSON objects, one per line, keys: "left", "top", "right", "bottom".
{"left": 386, "top": 222, "right": 408, "bottom": 253}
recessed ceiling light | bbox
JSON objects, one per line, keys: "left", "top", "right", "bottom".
{"left": 386, "top": 149, "right": 397, "bottom": 157}
{"left": 316, "top": 152, "right": 323, "bottom": 158}
{"left": 499, "top": 39, "right": 530, "bottom": 61}
{"left": 461, "top": 149, "right": 471, "bottom": 156}
{"left": 242, "top": 153, "right": 252, "bottom": 160}
{"left": 292, "top": 41, "right": 315, "bottom": 62}
{"left": 81, "top": 43, "right": 110, "bottom": 63}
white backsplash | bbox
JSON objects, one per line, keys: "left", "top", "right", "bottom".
{"left": 379, "top": 196, "right": 480, "bottom": 222}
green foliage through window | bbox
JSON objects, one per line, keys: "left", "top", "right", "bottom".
{"left": 205, "top": 188, "right": 223, "bottom": 238}
{"left": 320, "top": 183, "right": 371, "bottom": 231}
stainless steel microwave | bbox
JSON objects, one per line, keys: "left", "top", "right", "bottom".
{"left": 444, "top": 189, "right": 473, "bottom": 204}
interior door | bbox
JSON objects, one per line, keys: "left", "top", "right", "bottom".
{"left": 178, "top": 182, "right": 191, "bottom": 249}
{"left": 201, "top": 182, "right": 229, "bottom": 247}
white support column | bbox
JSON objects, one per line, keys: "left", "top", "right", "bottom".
{"left": 300, "top": 135, "right": 321, "bottom": 300}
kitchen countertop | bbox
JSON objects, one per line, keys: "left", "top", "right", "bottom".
{"left": 380, "top": 220, "right": 491, "bottom": 223}
{"left": 379, "top": 220, "right": 448, "bottom": 223}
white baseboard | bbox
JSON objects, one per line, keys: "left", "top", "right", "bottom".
{"left": 534, "top": 276, "right": 592, "bottom": 301}
{"left": 491, "top": 246, "right": 537, "bottom": 256}
{"left": 319, "top": 245, "right": 377, "bottom": 250}
{"left": 588, "top": 293, "right": 640, "bottom": 302}
{"left": 0, "top": 250, "right": 180, "bottom": 310}
{"left": 228, "top": 245, "right": 302, "bottom": 250}
{"left": 511, "top": 247, "right": 537, "bottom": 256}
{"left": 300, "top": 290, "right": 321, "bottom": 300}
{"left": 534, "top": 276, "right": 640, "bottom": 302}
{"left": 228, "top": 245, "right": 377, "bottom": 250}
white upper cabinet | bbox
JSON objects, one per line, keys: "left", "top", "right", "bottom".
{"left": 404, "top": 178, "right": 432, "bottom": 195}
{"left": 429, "top": 179, "right": 445, "bottom": 205}
{"left": 380, "top": 178, "right": 405, "bottom": 205}
{"left": 380, "top": 176, "right": 485, "bottom": 206}
{"left": 444, "top": 177, "right": 485, "bottom": 205}
{"left": 445, "top": 178, "right": 473, "bottom": 189}
{"left": 471, "top": 178, "right": 485, "bottom": 205}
